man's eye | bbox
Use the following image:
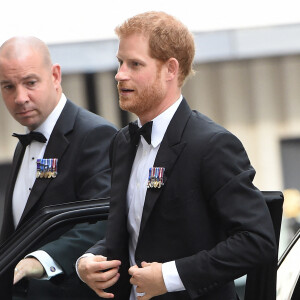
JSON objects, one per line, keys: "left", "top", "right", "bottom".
{"left": 3, "top": 85, "right": 13, "bottom": 90}
{"left": 132, "top": 62, "right": 140, "bottom": 67}
{"left": 117, "top": 58, "right": 123, "bottom": 68}
{"left": 27, "top": 81, "right": 37, "bottom": 87}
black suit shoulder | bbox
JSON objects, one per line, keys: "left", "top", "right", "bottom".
{"left": 61, "top": 100, "right": 117, "bottom": 135}
{"left": 186, "top": 109, "right": 236, "bottom": 143}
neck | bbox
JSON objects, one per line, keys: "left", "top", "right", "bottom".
{"left": 139, "top": 91, "right": 181, "bottom": 125}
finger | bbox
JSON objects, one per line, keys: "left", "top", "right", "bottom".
{"left": 85, "top": 268, "right": 118, "bottom": 286}
{"left": 128, "top": 264, "right": 139, "bottom": 275}
{"left": 98, "top": 259, "right": 121, "bottom": 271}
{"left": 129, "top": 275, "right": 137, "bottom": 285}
{"left": 13, "top": 268, "right": 25, "bottom": 285}
{"left": 93, "top": 255, "right": 107, "bottom": 262}
{"left": 136, "top": 285, "right": 145, "bottom": 293}
{"left": 94, "top": 272, "right": 120, "bottom": 291}
{"left": 81, "top": 259, "right": 121, "bottom": 275}
{"left": 141, "top": 261, "right": 151, "bottom": 268}
{"left": 90, "top": 260, "right": 120, "bottom": 273}
{"left": 93, "top": 288, "right": 115, "bottom": 299}
{"left": 94, "top": 266, "right": 120, "bottom": 283}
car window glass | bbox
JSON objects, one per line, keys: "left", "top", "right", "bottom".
{"left": 277, "top": 233, "right": 300, "bottom": 300}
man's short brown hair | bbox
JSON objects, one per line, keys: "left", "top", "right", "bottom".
{"left": 115, "top": 11, "right": 195, "bottom": 87}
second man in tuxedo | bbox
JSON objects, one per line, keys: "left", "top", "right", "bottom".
{"left": 0, "top": 36, "right": 117, "bottom": 299}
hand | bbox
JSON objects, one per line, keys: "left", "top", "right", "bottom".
{"left": 14, "top": 258, "right": 45, "bottom": 284}
{"left": 129, "top": 262, "right": 167, "bottom": 300}
{"left": 77, "top": 255, "right": 121, "bottom": 298}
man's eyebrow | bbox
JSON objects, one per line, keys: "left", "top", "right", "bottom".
{"left": 0, "top": 74, "right": 40, "bottom": 86}
{"left": 22, "top": 74, "right": 39, "bottom": 80}
{"left": 0, "top": 80, "right": 11, "bottom": 85}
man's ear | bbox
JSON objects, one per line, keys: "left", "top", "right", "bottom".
{"left": 52, "top": 63, "right": 62, "bottom": 88}
{"left": 166, "top": 58, "right": 179, "bottom": 81}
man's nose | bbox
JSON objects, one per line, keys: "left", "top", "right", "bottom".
{"left": 115, "top": 64, "right": 130, "bottom": 82}
{"left": 15, "top": 86, "right": 29, "bottom": 105}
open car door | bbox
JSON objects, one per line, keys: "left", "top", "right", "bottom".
{"left": 0, "top": 198, "right": 109, "bottom": 300}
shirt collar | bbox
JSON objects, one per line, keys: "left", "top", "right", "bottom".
{"left": 27, "top": 93, "right": 67, "bottom": 141}
{"left": 138, "top": 95, "right": 183, "bottom": 148}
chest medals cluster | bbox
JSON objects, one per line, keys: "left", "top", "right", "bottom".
{"left": 36, "top": 158, "right": 58, "bottom": 178}
{"left": 147, "top": 167, "right": 165, "bottom": 188}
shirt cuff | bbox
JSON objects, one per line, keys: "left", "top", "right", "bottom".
{"left": 26, "top": 250, "right": 63, "bottom": 280}
{"left": 162, "top": 261, "right": 185, "bottom": 292}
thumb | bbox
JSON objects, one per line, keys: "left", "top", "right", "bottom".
{"left": 128, "top": 264, "right": 139, "bottom": 275}
{"left": 141, "top": 261, "right": 151, "bottom": 268}
{"left": 13, "top": 270, "right": 24, "bottom": 285}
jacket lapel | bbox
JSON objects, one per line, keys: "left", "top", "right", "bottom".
{"left": 111, "top": 126, "right": 138, "bottom": 214}
{"left": 7, "top": 143, "right": 25, "bottom": 204}
{"left": 138, "top": 99, "right": 192, "bottom": 238}
{"left": 0, "top": 143, "right": 25, "bottom": 240}
{"left": 18, "top": 100, "right": 77, "bottom": 226}
{"left": 106, "top": 126, "right": 138, "bottom": 259}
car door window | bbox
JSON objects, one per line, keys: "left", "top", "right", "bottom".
{"left": 0, "top": 199, "right": 109, "bottom": 300}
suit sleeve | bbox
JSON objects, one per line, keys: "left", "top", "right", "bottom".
{"left": 82, "top": 131, "right": 120, "bottom": 257}
{"left": 40, "top": 123, "right": 117, "bottom": 275}
{"left": 176, "top": 132, "right": 277, "bottom": 299}
{"left": 74, "top": 123, "right": 117, "bottom": 200}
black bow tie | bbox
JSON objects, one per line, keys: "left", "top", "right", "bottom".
{"left": 13, "top": 131, "right": 47, "bottom": 147}
{"left": 129, "top": 121, "right": 153, "bottom": 146}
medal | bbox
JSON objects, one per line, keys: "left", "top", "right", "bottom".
{"left": 147, "top": 167, "right": 165, "bottom": 188}
{"left": 44, "top": 158, "right": 50, "bottom": 178}
{"left": 47, "top": 158, "right": 53, "bottom": 178}
{"left": 39, "top": 159, "right": 45, "bottom": 178}
{"left": 36, "top": 158, "right": 58, "bottom": 179}
{"left": 52, "top": 158, "right": 58, "bottom": 178}
{"left": 36, "top": 159, "right": 41, "bottom": 178}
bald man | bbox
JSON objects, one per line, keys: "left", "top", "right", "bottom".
{"left": 0, "top": 36, "right": 117, "bottom": 299}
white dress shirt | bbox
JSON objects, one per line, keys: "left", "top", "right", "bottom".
{"left": 128, "top": 95, "right": 185, "bottom": 299}
{"left": 13, "top": 94, "right": 67, "bottom": 279}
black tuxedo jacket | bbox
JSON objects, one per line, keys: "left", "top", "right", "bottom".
{"left": 0, "top": 99, "right": 117, "bottom": 299}
{"left": 89, "top": 99, "right": 276, "bottom": 300}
